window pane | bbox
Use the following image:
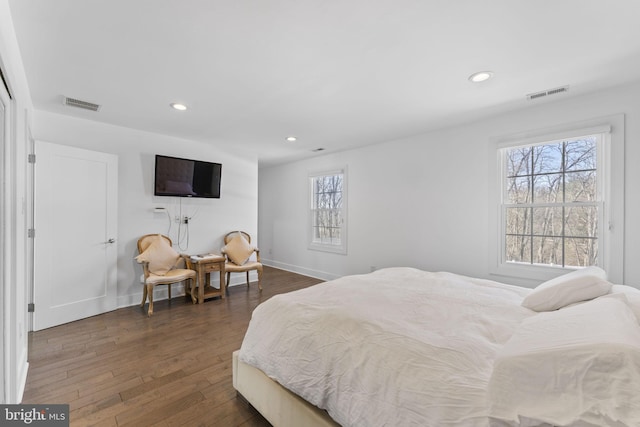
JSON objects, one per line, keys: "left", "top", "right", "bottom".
{"left": 505, "top": 235, "right": 531, "bottom": 263}
{"left": 329, "top": 227, "right": 342, "bottom": 243}
{"left": 565, "top": 137, "right": 596, "bottom": 171}
{"left": 565, "top": 170, "right": 596, "bottom": 202}
{"left": 506, "top": 176, "right": 531, "bottom": 204}
{"left": 532, "top": 236, "right": 562, "bottom": 266}
{"left": 312, "top": 211, "right": 322, "bottom": 237}
{"left": 533, "top": 143, "right": 562, "bottom": 174}
{"left": 533, "top": 173, "right": 562, "bottom": 203}
{"left": 329, "top": 209, "right": 342, "bottom": 228}
{"left": 565, "top": 238, "right": 597, "bottom": 267}
{"left": 314, "top": 225, "right": 341, "bottom": 244}
{"left": 506, "top": 207, "right": 531, "bottom": 235}
{"left": 507, "top": 147, "right": 532, "bottom": 177}
{"left": 565, "top": 206, "right": 598, "bottom": 238}
{"left": 532, "top": 207, "right": 563, "bottom": 236}
{"left": 314, "top": 175, "right": 343, "bottom": 210}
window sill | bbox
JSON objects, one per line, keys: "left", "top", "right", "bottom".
{"left": 308, "top": 243, "right": 347, "bottom": 255}
{"left": 490, "top": 262, "right": 581, "bottom": 285}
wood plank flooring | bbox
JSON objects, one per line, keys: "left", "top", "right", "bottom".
{"left": 22, "top": 266, "right": 324, "bottom": 427}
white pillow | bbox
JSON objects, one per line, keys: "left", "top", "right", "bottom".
{"left": 135, "top": 234, "right": 180, "bottom": 275}
{"left": 521, "top": 266, "right": 611, "bottom": 312}
{"left": 223, "top": 233, "right": 254, "bottom": 265}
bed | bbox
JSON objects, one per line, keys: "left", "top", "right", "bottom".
{"left": 233, "top": 267, "right": 640, "bottom": 427}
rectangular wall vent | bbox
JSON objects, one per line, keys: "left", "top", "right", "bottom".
{"left": 63, "top": 96, "right": 101, "bottom": 111}
{"left": 528, "top": 91, "right": 548, "bottom": 100}
{"left": 526, "top": 85, "right": 569, "bottom": 101}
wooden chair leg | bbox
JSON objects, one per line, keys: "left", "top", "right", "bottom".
{"left": 257, "top": 267, "right": 263, "bottom": 291}
{"left": 168, "top": 283, "right": 172, "bottom": 300}
{"left": 147, "top": 284, "right": 154, "bottom": 316}
{"left": 188, "top": 278, "right": 197, "bottom": 304}
{"left": 141, "top": 283, "right": 148, "bottom": 307}
{"left": 246, "top": 271, "right": 250, "bottom": 287}
{"left": 226, "top": 272, "right": 231, "bottom": 288}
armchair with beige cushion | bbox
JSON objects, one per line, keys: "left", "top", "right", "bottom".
{"left": 221, "top": 231, "right": 263, "bottom": 291}
{"left": 136, "top": 234, "right": 196, "bottom": 316}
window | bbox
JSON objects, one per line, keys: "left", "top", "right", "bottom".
{"left": 489, "top": 116, "right": 624, "bottom": 284}
{"left": 309, "top": 169, "right": 347, "bottom": 254}
{"left": 502, "top": 135, "right": 601, "bottom": 268}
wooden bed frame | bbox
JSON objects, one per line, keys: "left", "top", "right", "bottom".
{"left": 232, "top": 351, "right": 339, "bottom": 427}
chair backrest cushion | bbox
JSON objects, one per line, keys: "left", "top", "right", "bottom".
{"left": 224, "top": 231, "right": 251, "bottom": 245}
{"left": 136, "top": 234, "right": 180, "bottom": 275}
{"left": 224, "top": 233, "right": 253, "bottom": 266}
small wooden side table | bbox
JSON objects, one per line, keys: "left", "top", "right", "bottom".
{"left": 188, "top": 254, "right": 226, "bottom": 303}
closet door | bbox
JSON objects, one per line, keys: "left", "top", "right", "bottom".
{"left": 0, "top": 67, "right": 9, "bottom": 403}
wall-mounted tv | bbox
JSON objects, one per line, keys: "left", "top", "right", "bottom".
{"left": 154, "top": 155, "right": 222, "bottom": 198}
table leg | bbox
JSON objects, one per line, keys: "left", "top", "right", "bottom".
{"left": 198, "top": 266, "right": 204, "bottom": 304}
{"left": 220, "top": 269, "right": 225, "bottom": 299}
{"left": 196, "top": 265, "right": 203, "bottom": 304}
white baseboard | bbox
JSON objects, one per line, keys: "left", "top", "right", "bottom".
{"left": 16, "top": 360, "right": 29, "bottom": 403}
{"left": 262, "top": 259, "right": 339, "bottom": 282}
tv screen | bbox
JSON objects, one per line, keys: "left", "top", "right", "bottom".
{"left": 154, "top": 155, "right": 222, "bottom": 198}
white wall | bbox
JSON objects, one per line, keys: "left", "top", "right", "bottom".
{"left": 33, "top": 111, "right": 259, "bottom": 307}
{"left": 0, "top": 0, "right": 33, "bottom": 403}
{"left": 259, "top": 81, "right": 640, "bottom": 288}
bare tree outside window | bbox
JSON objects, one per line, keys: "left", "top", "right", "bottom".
{"left": 504, "top": 136, "right": 599, "bottom": 268}
{"left": 310, "top": 173, "right": 344, "bottom": 248}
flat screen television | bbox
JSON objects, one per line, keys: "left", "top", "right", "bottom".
{"left": 154, "top": 155, "right": 222, "bottom": 198}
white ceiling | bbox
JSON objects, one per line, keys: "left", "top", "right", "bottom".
{"left": 8, "top": 1, "right": 640, "bottom": 167}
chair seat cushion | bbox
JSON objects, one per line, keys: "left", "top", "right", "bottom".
{"left": 145, "top": 268, "right": 195, "bottom": 284}
{"left": 225, "top": 261, "right": 262, "bottom": 272}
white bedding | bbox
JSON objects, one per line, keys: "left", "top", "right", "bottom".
{"left": 239, "top": 267, "right": 532, "bottom": 426}
{"left": 488, "top": 295, "right": 640, "bottom": 427}
{"left": 239, "top": 267, "right": 640, "bottom": 427}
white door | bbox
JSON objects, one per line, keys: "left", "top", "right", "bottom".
{"left": 34, "top": 142, "right": 118, "bottom": 331}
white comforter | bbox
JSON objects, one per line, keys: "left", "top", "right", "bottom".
{"left": 240, "top": 268, "right": 640, "bottom": 426}
{"left": 239, "top": 267, "right": 533, "bottom": 426}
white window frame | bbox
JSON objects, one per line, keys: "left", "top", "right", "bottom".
{"left": 489, "top": 115, "right": 624, "bottom": 284}
{"left": 308, "top": 167, "right": 347, "bottom": 254}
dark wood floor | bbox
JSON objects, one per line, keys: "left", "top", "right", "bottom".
{"left": 22, "top": 266, "right": 324, "bottom": 427}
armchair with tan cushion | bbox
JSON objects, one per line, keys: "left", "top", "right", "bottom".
{"left": 136, "top": 234, "right": 196, "bottom": 316}
{"left": 221, "top": 231, "right": 263, "bottom": 291}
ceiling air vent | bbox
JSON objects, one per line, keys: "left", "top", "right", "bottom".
{"left": 526, "top": 85, "right": 569, "bottom": 101}
{"left": 63, "top": 96, "right": 101, "bottom": 112}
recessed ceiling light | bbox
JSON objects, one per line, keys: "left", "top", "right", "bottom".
{"left": 170, "top": 103, "right": 188, "bottom": 111}
{"left": 468, "top": 71, "right": 493, "bottom": 83}
{"left": 285, "top": 136, "right": 297, "bottom": 142}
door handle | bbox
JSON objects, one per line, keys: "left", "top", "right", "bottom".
{"left": 105, "top": 238, "right": 116, "bottom": 244}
